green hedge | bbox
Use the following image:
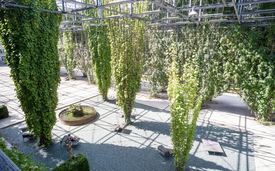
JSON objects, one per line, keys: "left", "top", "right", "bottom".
{"left": 0, "top": 105, "right": 9, "bottom": 119}
{"left": 53, "top": 153, "right": 90, "bottom": 171}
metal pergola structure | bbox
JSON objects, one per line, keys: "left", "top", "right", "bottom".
{"left": 1, "top": 0, "right": 275, "bottom": 31}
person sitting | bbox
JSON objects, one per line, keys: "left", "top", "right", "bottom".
{"left": 67, "top": 134, "right": 78, "bottom": 142}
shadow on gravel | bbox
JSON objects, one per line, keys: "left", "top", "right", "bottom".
{"left": 186, "top": 121, "right": 255, "bottom": 171}
{"left": 133, "top": 121, "right": 170, "bottom": 136}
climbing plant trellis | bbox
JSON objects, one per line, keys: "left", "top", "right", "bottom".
{"left": 1, "top": 0, "right": 275, "bottom": 30}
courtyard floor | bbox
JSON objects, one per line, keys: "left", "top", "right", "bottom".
{"left": 0, "top": 65, "right": 274, "bottom": 170}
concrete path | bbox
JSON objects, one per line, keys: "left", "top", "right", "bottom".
{"left": 1, "top": 65, "right": 274, "bottom": 170}
{"left": 199, "top": 93, "right": 275, "bottom": 171}
{"left": 0, "top": 66, "right": 100, "bottom": 129}
{"left": 1, "top": 96, "right": 255, "bottom": 171}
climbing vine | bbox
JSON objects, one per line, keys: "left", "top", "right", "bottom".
{"left": 143, "top": 29, "right": 172, "bottom": 97}
{"left": 107, "top": 2, "right": 148, "bottom": 123}
{"left": 168, "top": 42, "right": 202, "bottom": 170}
{"left": 63, "top": 32, "right": 76, "bottom": 80}
{"left": 85, "top": 25, "right": 111, "bottom": 101}
{"left": 108, "top": 17, "right": 145, "bottom": 123}
{"left": 223, "top": 24, "right": 275, "bottom": 120}
{"left": 0, "top": 0, "right": 62, "bottom": 146}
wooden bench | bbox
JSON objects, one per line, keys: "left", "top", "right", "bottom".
{"left": 18, "top": 123, "right": 28, "bottom": 133}
{"left": 60, "top": 135, "right": 81, "bottom": 147}
{"left": 112, "top": 123, "right": 127, "bottom": 132}
{"left": 112, "top": 124, "right": 122, "bottom": 132}
{"left": 157, "top": 145, "right": 170, "bottom": 157}
{"left": 22, "top": 132, "right": 35, "bottom": 142}
{"left": 71, "top": 138, "right": 80, "bottom": 146}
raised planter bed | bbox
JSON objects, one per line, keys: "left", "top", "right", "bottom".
{"left": 59, "top": 106, "right": 97, "bottom": 126}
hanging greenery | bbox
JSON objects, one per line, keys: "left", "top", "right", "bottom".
{"left": 223, "top": 24, "right": 275, "bottom": 120}
{"left": 108, "top": 17, "right": 145, "bottom": 123}
{"left": 143, "top": 29, "right": 171, "bottom": 97}
{"left": 63, "top": 32, "right": 76, "bottom": 80}
{"left": 85, "top": 25, "right": 111, "bottom": 100}
{"left": 168, "top": 42, "right": 202, "bottom": 170}
{"left": 107, "top": 2, "right": 148, "bottom": 123}
{"left": 0, "top": 0, "right": 62, "bottom": 146}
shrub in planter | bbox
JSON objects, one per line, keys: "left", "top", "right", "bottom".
{"left": 0, "top": 105, "right": 9, "bottom": 119}
{"left": 52, "top": 153, "right": 90, "bottom": 171}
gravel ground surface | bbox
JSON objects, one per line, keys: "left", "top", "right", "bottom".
{"left": 0, "top": 96, "right": 255, "bottom": 171}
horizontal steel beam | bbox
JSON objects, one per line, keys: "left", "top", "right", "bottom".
{"left": 147, "top": 15, "right": 275, "bottom": 27}
{"left": 177, "top": 0, "right": 275, "bottom": 11}
{"left": 4, "top": 3, "right": 64, "bottom": 14}
{"left": 135, "top": 10, "right": 166, "bottom": 15}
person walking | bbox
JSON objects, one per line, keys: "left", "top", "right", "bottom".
{"left": 66, "top": 140, "right": 73, "bottom": 158}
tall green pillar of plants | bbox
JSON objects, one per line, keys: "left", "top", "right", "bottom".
{"left": 86, "top": 26, "right": 111, "bottom": 101}
{"left": 63, "top": 32, "right": 75, "bottom": 80}
{"left": 0, "top": 0, "right": 62, "bottom": 146}
{"left": 168, "top": 43, "right": 202, "bottom": 170}
{"left": 108, "top": 17, "right": 145, "bottom": 124}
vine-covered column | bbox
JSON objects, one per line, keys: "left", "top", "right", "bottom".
{"left": 0, "top": 0, "right": 62, "bottom": 146}
{"left": 108, "top": 17, "right": 145, "bottom": 124}
{"left": 63, "top": 32, "right": 75, "bottom": 80}
{"left": 85, "top": 26, "right": 111, "bottom": 101}
{"left": 168, "top": 43, "right": 202, "bottom": 170}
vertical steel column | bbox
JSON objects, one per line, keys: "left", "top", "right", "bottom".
{"left": 62, "top": 0, "right": 65, "bottom": 11}
{"left": 81, "top": 0, "right": 83, "bottom": 28}
{"left": 73, "top": 2, "right": 76, "bottom": 26}
{"left": 99, "top": 0, "right": 102, "bottom": 24}
{"left": 167, "top": 0, "right": 170, "bottom": 23}
{"left": 189, "top": 0, "right": 191, "bottom": 13}
{"left": 199, "top": 0, "right": 202, "bottom": 22}
{"left": 130, "top": 2, "right": 132, "bottom": 16}
{"left": 173, "top": 0, "right": 175, "bottom": 16}
{"left": 66, "top": 2, "right": 68, "bottom": 21}
{"left": 152, "top": 3, "right": 154, "bottom": 20}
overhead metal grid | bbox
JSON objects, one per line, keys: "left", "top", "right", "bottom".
{"left": 1, "top": 0, "right": 275, "bottom": 31}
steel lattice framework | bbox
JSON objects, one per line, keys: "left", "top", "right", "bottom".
{"left": 1, "top": 0, "right": 275, "bottom": 31}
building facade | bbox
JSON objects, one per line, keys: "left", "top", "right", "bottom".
{"left": 0, "top": 41, "right": 6, "bottom": 63}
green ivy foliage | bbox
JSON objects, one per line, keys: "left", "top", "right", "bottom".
{"left": 107, "top": 17, "right": 145, "bottom": 123}
{"left": 143, "top": 29, "right": 172, "bottom": 97}
{"left": 52, "top": 153, "right": 90, "bottom": 171}
{"left": 0, "top": 134, "right": 47, "bottom": 171}
{"left": 63, "top": 32, "right": 76, "bottom": 80}
{"left": 74, "top": 42, "right": 95, "bottom": 84}
{"left": 168, "top": 43, "right": 202, "bottom": 170}
{"left": 223, "top": 24, "right": 275, "bottom": 120}
{"left": 85, "top": 26, "right": 111, "bottom": 101}
{"left": 0, "top": 0, "right": 62, "bottom": 146}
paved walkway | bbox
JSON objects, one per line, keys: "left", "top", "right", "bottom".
{"left": 1, "top": 96, "right": 255, "bottom": 171}
{"left": 0, "top": 66, "right": 101, "bottom": 129}
{"left": 199, "top": 93, "right": 275, "bottom": 171}
{"left": 1, "top": 65, "right": 274, "bottom": 170}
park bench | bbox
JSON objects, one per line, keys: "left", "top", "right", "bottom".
{"left": 19, "top": 123, "right": 36, "bottom": 142}
{"left": 112, "top": 124, "right": 122, "bottom": 132}
{"left": 112, "top": 123, "right": 126, "bottom": 132}
{"left": 157, "top": 145, "right": 173, "bottom": 157}
{"left": 60, "top": 135, "right": 81, "bottom": 147}
{"left": 22, "top": 132, "right": 36, "bottom": 142}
